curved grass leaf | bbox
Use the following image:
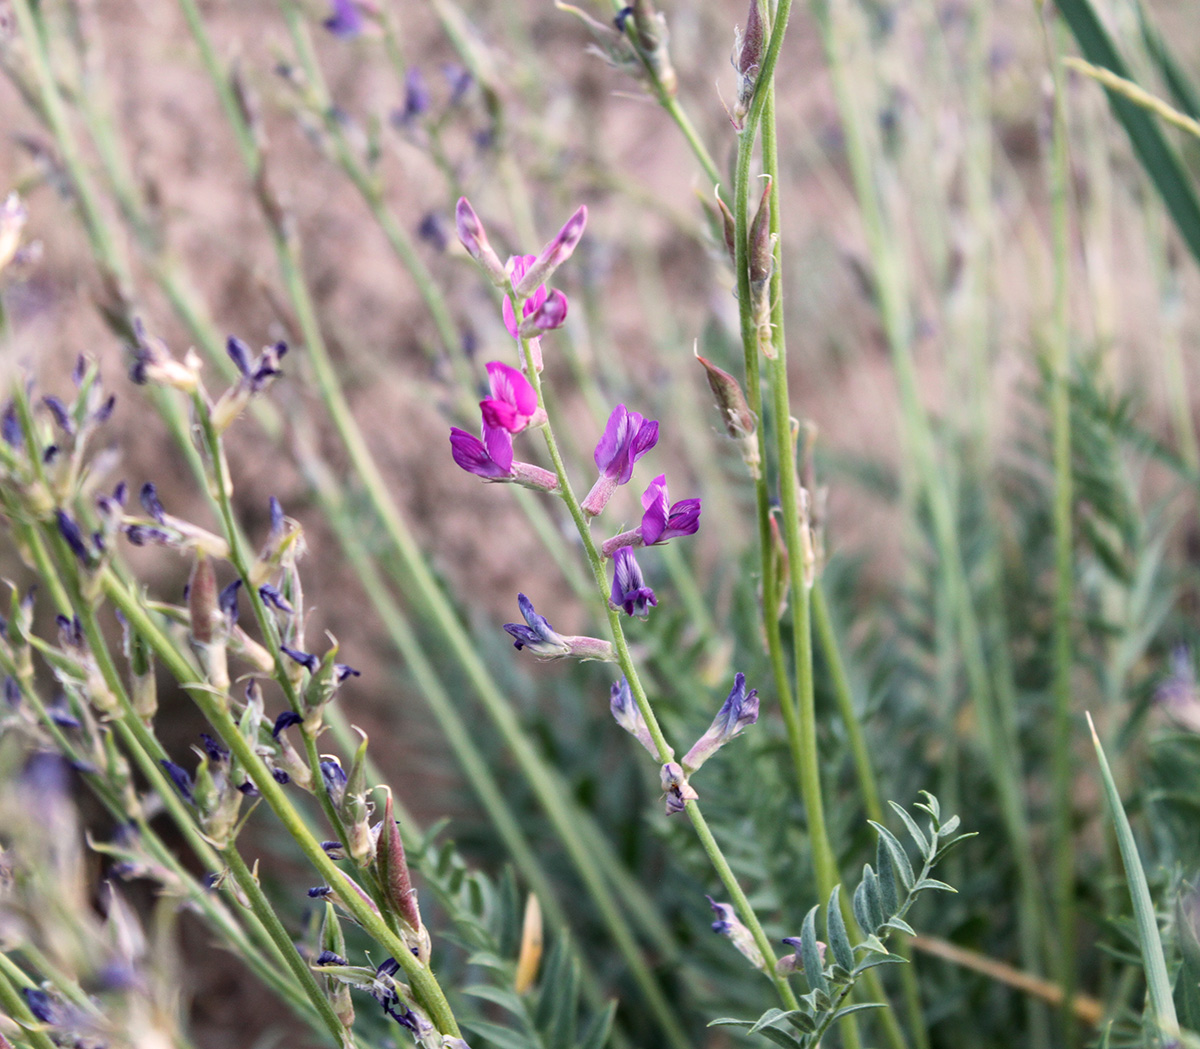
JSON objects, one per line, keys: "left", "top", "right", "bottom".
{"left": 1055, "top": 0, "right": 1200, "bottom": 269}
{"left": 1087, "top": 712, "right": 1181, "bottom": 1045}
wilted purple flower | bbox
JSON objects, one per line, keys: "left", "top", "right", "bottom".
{"left": 321, "top": 841, "right": 345, "bottom": 860}
{"left": 315, "top": 950, "right": 349, "bottom": 967}
{"left": 640, "top": 474, "right": 701, "bottom": 545}
{"left": 4, "top": 676, "right": 18, "bottom": 707}
{"left": 124, "top": 524, "right": 174, "bottom": 547}
{"left": 708, "top": 896, "right": 766, "bottom": 969}
{"left": 140, "top": 482, "right": 166, "bottom": 523}
{"left": 200, "top": 733, "right": 229, "bottom": 763}
{"left": 43, "top": 396, "right": 73, "bottom": 434}
{"left": 582, "top": 405, "right": 659, "bottom": 516}
{"left": 281, "top": 645, "right": 320, "bottom": 674}
{"left": 661, "top": 762, "right": 698, "bottom": 815}
{"left": 610, "top": 679, "right": 657, "bottom": 757}
{"left": 335, "top": 663, "right": 361, "bottom": 683}
{"left": 323, "top": 0, "right": 364, "bottom": 37}
{"left": 321, "top": 759, "right": 348, "bottom": 804}
{"left": 160, "top": 759, "right": 194, "bottom": 803}
{"left": 504, "top": 593, "right": 572, "bottom": 657}
{"left": 56, "top": 510, "right": 92, "bottom": 564}
{"left": 681, "top": 673, "right": 760, "bottom": 773}
{"left": 272, "top": 767, "right": 291, "bottom": 784}
{"left": 503, "top": 594, "right": 615, "bottom": 661}
{"left": 610, "top": 547, "right": 656, "bottom": 618}
{"left": 219, "top": 579, "right": 241, "bottom": 626}
{"left": 308, "top": 885, "right": 333, "bottom": 898}
{"left": 259, "top": 584, "right": 294, "bottom": 613}
{"left": 272, "top": 711, "right": 302, "bottom": 739}
{"left": 450, "top": 426, "right": 513, "bottom": 478}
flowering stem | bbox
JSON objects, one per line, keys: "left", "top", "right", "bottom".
{"left": 15, "top": 517, "right": 348, "bottom": 1042}
{"left": 521, "top": 342, "right": 799, "bottom": 1011}
{"left": 99, "top": 569, "right": 464, "bottom": 1038}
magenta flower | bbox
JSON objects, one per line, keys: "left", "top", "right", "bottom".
{"left": 449, "top": 427, "right": 559, "bottom": 491}
{"left": 582, "top": 405, "right": 659, "bottom": 516}
{"left": 480, "top": 361, "right": 538, "bottom": 434}
{"left": 641, "top": 475, "right": 701, "bottom": 545}
{"left": 450, "top": 427, "right": 512, "bottom": 478}
{"left": 611, "top": 547, "right": 656, "bottom": 618}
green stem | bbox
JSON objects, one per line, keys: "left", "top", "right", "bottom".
{"left": 1044, "top": 14, "right": 1077, "bottom": 1046}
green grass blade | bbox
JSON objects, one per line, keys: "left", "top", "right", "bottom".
{"left": 1086, "top": 712, "right": 1181, "bottom": 1044}
{"left": 1056, "top": 0, "right": 1200, "bottom": 268}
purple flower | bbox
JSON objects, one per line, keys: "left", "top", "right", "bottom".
{"left": 281, "top": 645, "right": 320, "bottom": 674}
{"left": 504, "top": 593, "right": 572, "bottom": 657}
{"left": 450, "top": 426, "right": 513, "bottom": 478}
{"left": 480, "top": 361, "right": 538, "bottom": 463}
{"left": 401, "top": 68, "right": 430, "bottom": 121}
{"left": 272, "top": 711, "right": 302, "bottom": 738}
{"left": 596, "top": 406, "right": 658, "bottom": 482}
{"left": 160, "top": 759, "right": 194, "bottom": 803}
{"left": 321, "top": 759, "right": 348, "bottom": 804}
{"left": 502, "top": 255, "right": 545, "bottom": 338}
{"left": 610, "top": 547, "right": 656, "bottom": 618}
{"left": 323, "top": 0, "right": 364, "bottom": 37}
{"left": 610, "top": 679, "right": 657, "bottom": 756}
{"left": 640, "top": 474, "right": 701, "bottom": 545}
{"left": 518, "top": 289, "right": 569, "bottom": 340}
{"left": 56, "top": 510, "right": 92, "bottom": 564}
{"left": 707, "top": 896, "right": 766, "bottom": 969}
{"left": 259, "top": 584, "right": 293, "bottom": 613}
{"left": 681, "top": 673, "right": 760, "bottom": 773}
{"left": 581, "top": 405, "right": 659, "bottom": 516}
{"left": 511, "top": 206, "right": 588, "bottom": 299}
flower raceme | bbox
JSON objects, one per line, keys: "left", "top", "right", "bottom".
{"left": 455, "top": 197, "right": 584, "bottom": 345}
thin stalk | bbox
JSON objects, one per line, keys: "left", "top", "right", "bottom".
{"left": 1045, "top": 15, "right": 1078, "bottom": 1045}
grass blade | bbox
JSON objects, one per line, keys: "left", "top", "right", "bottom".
{"left": 1086, "top": 712, "right": 1180, "bottom": 1044}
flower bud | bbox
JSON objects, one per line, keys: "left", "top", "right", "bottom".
{"left": 455, "top": 198, "right": 509, "bottom": 287}
{"left": 694, "top": 351, "right": 756, "bottom": 440}
{"left": 748, "top": 176, "right": 773, "bottom": 285}
{"left": 512, "top": 206, "right": 588, "bottom": 299}
{"left": 375, "top": 793, "right": 425, "bottom": 957}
